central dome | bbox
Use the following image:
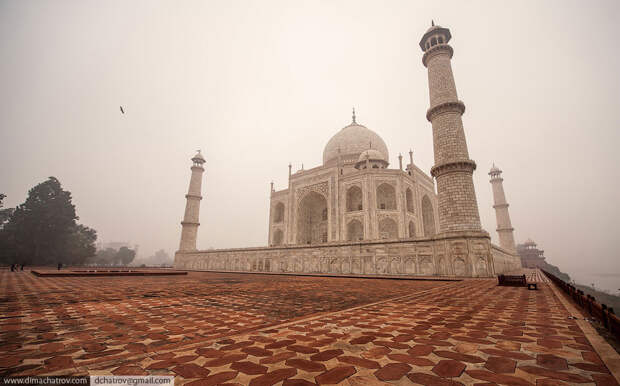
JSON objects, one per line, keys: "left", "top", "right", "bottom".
{"left": 322, "top": 122, "right": 389, "bottom": 166}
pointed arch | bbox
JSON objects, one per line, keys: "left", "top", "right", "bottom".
{"left": 406, "top": 188, "right": 414, "bottom": 213}
{"left": 273, "top": 202, "right": 285, "bottom": 223}
{"left": 476, "top": 258, "right": 488, "bottom": 277}
{"left": 408, "top": 221, "right": 416, "bottom": 238}
{"left": 404, "top": 257, "right": 416, "bottom": 274}
{"left": 297, "top": 192, "right": 328, "bottom": 245}
{"left": 376, "top": 183, "right": 396, "bottom": 210}
{"left": 454, "top": 258, "right": 466, "bottom": 276}
{"left": 272, "top": 229, "right": 283, "bottom": 246}
{"left": 378, "top": 217, "right": 398, "bottom": 239}
{"left": 419, "top": 257, "right": 433, "bottom": 275}
{"left": 422, "top": 195, "right": 436, "bottom": 237}
{"left": 346, "top": 219, "right": 364, "bottom": 241}
{"left": 346, "top": 186, "right": 363, "bottom": 212}
{"left": 437, "top": 257, "right": 446, "bottom": 275}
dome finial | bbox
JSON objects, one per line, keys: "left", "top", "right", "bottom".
{"left": 191, "top": 149, "right": 206, "bottom": 165}
{"left": 431, "top": 20, "right": 434, "bottom": 26}
{"left": 352, "top": 107, "right": 356, "bottom": 124}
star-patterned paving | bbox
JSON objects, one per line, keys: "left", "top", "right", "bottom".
{"left": 0, "top": 269, "right": 617, "bottom": 385}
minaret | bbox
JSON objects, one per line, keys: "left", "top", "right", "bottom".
{"left": 420, "top": 23, "right": 482, "bottom": 233}
{"left": 179, "top": 151, "right": 205, "bottom": 251}
{"left": 398, "top": 153, "right": 403, "bottom": 170}
{"left": 489, "top": 164, "right": 516, "bottom": 251}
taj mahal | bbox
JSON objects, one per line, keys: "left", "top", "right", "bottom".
{"left": 268, "top": 108, "right": 438, "bottom": 247}
{"left": 174, "top": 23, "right": 522, "bottom": 277}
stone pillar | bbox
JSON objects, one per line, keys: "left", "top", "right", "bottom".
{"left": 489, "top": 165, "right": 516, "bottom": 251}
{"left": 179, "top": 151, "right": 205, "bottom": 251}
{"left": 420, "top": 24, "right": 482, "bottom": 233}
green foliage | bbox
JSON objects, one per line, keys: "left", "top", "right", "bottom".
{"left": 0, "top": 177, "right": 97, "bottom": 265}
{"left": 140, "top": 249, "right": 172, "bottom": 266}
{"left": 65, "top": 224, "right": 98, "bottom": 265}
{"left": 0, "top": 207, "right": 14, "bottom": 228}
{"left": 117, "top": 246, "right": 136, "bottom": 266}
{"left": 88, "top": 246, "right": 136, "bottom": 266}
{"left": 544, "top": 263, "right": 571, "bottom": 283}
{"left": 89, "top": 248, "right": 118, "bottom": 265}
{"left": 0, "top": 193, "right": 15, "bottom": 229}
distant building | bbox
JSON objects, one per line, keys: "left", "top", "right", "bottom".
{"left": 517, "top": 239, "right": 546, "bottom": 268}
{"left": 96, "top": 242, "right": 138, "bottom": 253}
{"left": 99, "top": 241, "right": 130, "bottom": 250}
{"left": 488, "top": 165, "right": 516, "bottom": 252}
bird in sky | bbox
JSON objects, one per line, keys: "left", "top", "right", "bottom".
{"left": 120, "top": 106, "right": 125, "bottom": 114}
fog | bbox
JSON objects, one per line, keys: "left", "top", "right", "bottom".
{"left": 1, "top": 1, "right": 619, "bottom": 291}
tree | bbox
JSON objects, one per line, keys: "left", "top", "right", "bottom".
{"left": 87, "top": 246, "right": 137, "bottom": 266}
{"left": 116, "top": 246, "right": 136, "bottom": 266}
{"left": 0, "top": 193, "right": 15, "bottom": 262}
{"left": 144, "top": 249, "right": 172, "bottom": 266}
{"left": 0, "top": 177, "right": 97, "bottom": 265}
{"left": 65, "top": 224, "right": 97, "bottom": 265}
{"left": 0, "top": 193, "right": 15, "bottom": 229}
{"left": 153, "top": 249, "right": 172, "bottom": 265}
{"left": 89, "top": 248, "right": 117, "bottom": 266}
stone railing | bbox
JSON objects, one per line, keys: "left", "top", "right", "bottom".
{"left": 542, "top": 270, "right": 620, "bottom": 341}
{"left": 175, "top": 232, "right": 497, "bottom": 278}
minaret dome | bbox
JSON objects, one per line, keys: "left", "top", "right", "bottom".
{"left": 192, "top": 150, "right": 206, "bottom": 167}
{"left": 419, "top": 22, "right": 452, "bottom": 52}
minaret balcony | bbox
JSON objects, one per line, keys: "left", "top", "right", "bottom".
{"left": 422, "top": 44, "right": 453, "bottom": 67}
{"left": 426, "top": 100, "right": 465, "bottom": 121}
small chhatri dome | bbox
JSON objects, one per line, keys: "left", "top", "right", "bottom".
{"left": 191, "top": 150, "right": 205, "bottom": 164}
{"left": 419, "top": 21, "right": 452, "bottom": 51}
{"left": 489, "top": 163, "right": 501, "bottom": 174}
{"left": 358, "top": 149, "right": 385, "bottom": 162}
{"left": 323, "top": 111, "right": 389, "bottom": 166}
{"left": 355, "top": 148, "right": 389, "bottom": 170}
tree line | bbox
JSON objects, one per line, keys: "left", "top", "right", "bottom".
{"left": 0, "top": 177, "right": 135, "bottom": 266}
{"left": 91, "top": 246, "right": 136, "bottom": 266}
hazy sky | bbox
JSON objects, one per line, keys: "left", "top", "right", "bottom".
{"left": 2, "top": 1, "right": 619, "bottom": 290}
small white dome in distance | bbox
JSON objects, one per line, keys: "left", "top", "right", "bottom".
{"left": 358, "top": 149, "right": 385, "bottom": 162}
{"left": 191, "top": 150, "right": 205, "bottom": 164}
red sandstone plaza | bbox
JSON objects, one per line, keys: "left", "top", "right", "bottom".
{"left": 1, "top": 269, "right": 619, "bottom": 385}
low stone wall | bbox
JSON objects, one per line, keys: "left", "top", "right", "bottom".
{"left": 491, "top": 245, "right": 523, "bottom": 274}
{"left": 175, "top": 232, "right": 506, "bottom": 278}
